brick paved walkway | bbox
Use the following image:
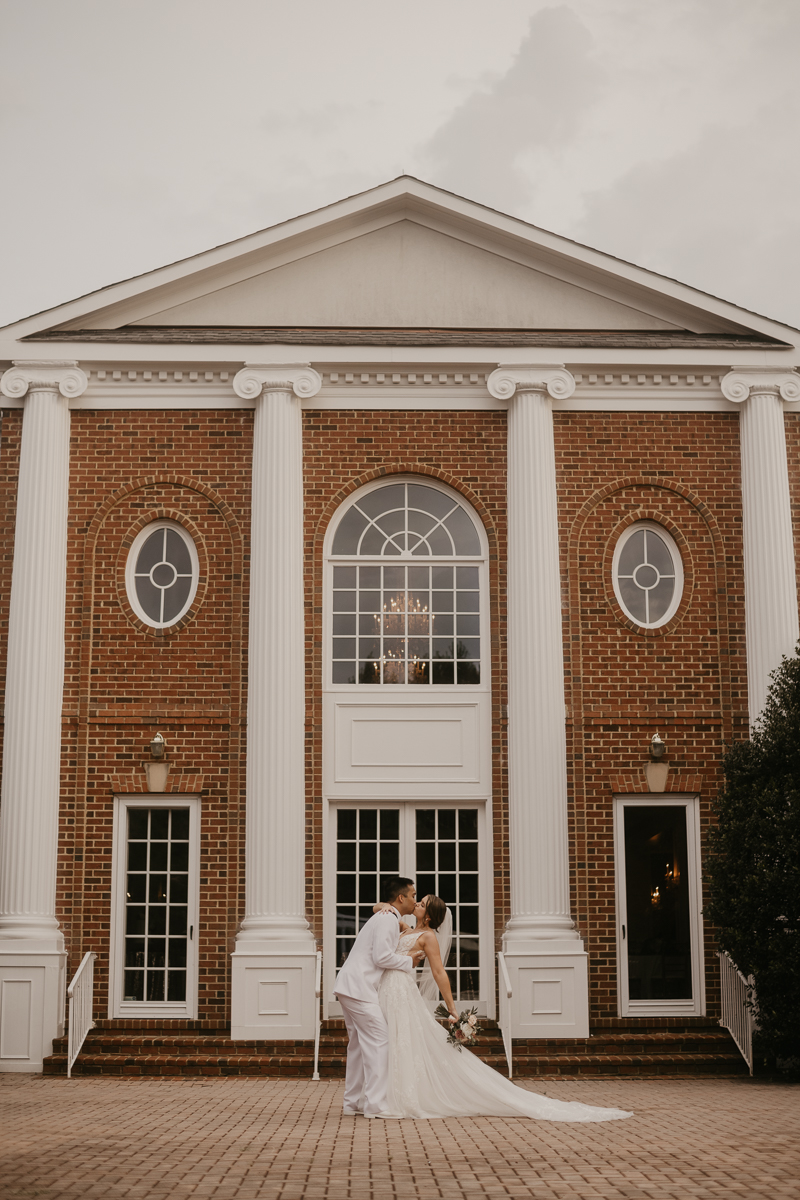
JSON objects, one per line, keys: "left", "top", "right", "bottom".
{"left": 1, "top": 1075, "right": 797, "bottom": 1199}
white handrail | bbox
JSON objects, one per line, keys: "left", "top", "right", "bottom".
{"left": 312, "top": 950, "right": 322, "bottom": 1080}
{"left": 718, "top": 951, "right": 755, "bottom": 1076}
{"left": 67, "top": 951, "right": 96, "bottom": 1078}
{"left": 497, "top": 952, "right": 513, "bottom": 1079}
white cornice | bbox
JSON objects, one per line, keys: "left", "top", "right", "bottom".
{"left": 0, "top": 363, "right": 762, "bottom": 411}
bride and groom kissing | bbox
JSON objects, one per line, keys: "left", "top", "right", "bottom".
{"left": 334, "top": 877, "right": 633, "bottom": 1123}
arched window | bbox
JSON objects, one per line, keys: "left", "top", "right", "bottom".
{"left": 126, "top": 521, "right": 199, "bottom": 629}
{"left": 612, "top": 522, "right": 683, "bottom": 628}
{"left": 328, "top": 480, "right": 485, "bottom": 686}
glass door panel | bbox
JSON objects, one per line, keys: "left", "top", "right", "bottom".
{"left": 415, "top": 808, "right": 480, "bottom": 1000}
{"left": 331, "top": 803, "right": 483, "bottom": 1005}
{"left": 124, "top": 807, "right": 191, "bottom": 1003}
{"left": 623, "top": 806, "right": 691, "bottom": 1000}
{"left": 615, "top": 797, "right": 704, "bottom": 1016}
{"left": 335, "top": 807, "right": 400, "bottom": 969}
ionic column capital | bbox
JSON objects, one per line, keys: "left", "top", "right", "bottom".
{"left": 487, "top": 364, "right": 576, "bottom": 402}
{"left": 232, "top": 362, "right": 322, "bottom": 401}
{"left": 721, "top": 369, "right": 800, "bottom": 404}
{"left": 0, "top": 359, "right": 88, "bottom": 400}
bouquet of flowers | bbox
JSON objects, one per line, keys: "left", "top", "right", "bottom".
{"left": 435, "top": 1003, "right": 479, "bottom": 1051}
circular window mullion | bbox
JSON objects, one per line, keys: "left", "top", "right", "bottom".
{"left": 125, "top": 520, "right": 200, "bottom": 630}
{"left": 612, "top": 521, "right": 684, "bottom": 629}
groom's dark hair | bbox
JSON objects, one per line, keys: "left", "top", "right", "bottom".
{"left": 381, "top": 876, "right": 414, "bottom": 903}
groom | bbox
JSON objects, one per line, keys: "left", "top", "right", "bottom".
{"left": 334, "top": 876, "right": 423, "bottom": 1118}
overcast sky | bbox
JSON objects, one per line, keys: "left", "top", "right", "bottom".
{"left": 2, "top": 0, "right": 799, "bottom": 330}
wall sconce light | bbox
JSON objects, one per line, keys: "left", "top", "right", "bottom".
{"left": 650, "top": 732, "right": 666, "bottom": 760}
{"left": 149, "top": 732, "right": 166, "bottom": 760}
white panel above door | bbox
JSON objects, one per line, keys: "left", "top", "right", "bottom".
{"left": 325, "top": 695, "right": 489, "bottom": 797}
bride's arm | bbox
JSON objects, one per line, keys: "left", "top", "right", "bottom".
{"left": 419, "top": 932, "right": 458, "bottom": 1020}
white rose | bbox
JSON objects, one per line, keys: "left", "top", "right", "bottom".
{"left": 467, "top": 1014, "right": 477, "bottom": 1027}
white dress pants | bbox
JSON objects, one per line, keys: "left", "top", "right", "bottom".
{"left": 337, "top": 994, "right": 390, "bottom": 1115}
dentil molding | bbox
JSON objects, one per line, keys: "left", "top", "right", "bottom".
{"left": 721, "top": 370, "right": 800, "bottom": 404}
{"left": 0, "top": 359, "right": 88, "bottom": 399}
{"left": 232, "top": 363, "right": 322, "bottom": 401}
{"left": 487, "top": 365, "right": 576, "bottom": 401}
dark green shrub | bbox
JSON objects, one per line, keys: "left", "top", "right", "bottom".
{"left": 705, "top": 648, "right": 800, "bottom": 1069}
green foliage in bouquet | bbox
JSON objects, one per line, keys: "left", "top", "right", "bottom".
{"left": 435, "top": 1003, "right": 479, "bottom": 1050}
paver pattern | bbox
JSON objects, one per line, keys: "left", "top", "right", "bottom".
{"left": 1, "top": 1074, "right": 797, "bottom": 1199}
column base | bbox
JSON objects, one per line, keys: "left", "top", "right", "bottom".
{"left": 231, "top": 949, "right": 318, "bottom": 1040}
{"left": 500, "top": 946, "right": 589, "bottom": 1039}
{"left": 0, "top": 947, "right": 66, "bottom": 1072}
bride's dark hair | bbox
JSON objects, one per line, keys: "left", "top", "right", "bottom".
{"left": 422, "top": 895, "right": 447, "bottom": 931}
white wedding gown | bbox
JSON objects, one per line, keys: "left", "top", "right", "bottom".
{"left": 377, "top": 931, "right": 632, "bottom": 1122}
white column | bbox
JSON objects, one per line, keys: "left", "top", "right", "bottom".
{"left": 721, "top": 371, "right": 800, "bottom": 724}
{"left": 488, "top": 365, "right": 589, "bottom": 1038}
{"left": 230, "top": 363, "right": 321, "bottom": 1039}
{"left": 0, "top": 360, "right": 87, "bottom": 1071}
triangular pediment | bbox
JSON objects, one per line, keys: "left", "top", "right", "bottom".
{"left": 121, "top": 220, "right": 683, "bottom": 333}
{"left": 3, "top": 177, "right": 797, "bottom": 351}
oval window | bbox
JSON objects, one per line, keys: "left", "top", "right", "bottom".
{"left": 125, "top": 521, "right": 199, "bottom": 628}
{"left": 612, "top": 522, "right": 683, "bottom": 628}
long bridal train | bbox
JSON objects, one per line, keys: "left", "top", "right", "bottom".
{"left": 379, "top": 931, "right": 633, "bottom": 1123}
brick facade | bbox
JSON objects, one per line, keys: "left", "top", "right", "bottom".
{"left": 555, "top": 411, "right": 746, "bottom": 1016}
{"left": 0, "top": 403, "right": 758, "bottom": 1022}
{"left": 58, "top": 409, "right": 253, "bottom": 1023}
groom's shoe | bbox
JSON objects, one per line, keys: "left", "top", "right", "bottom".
{"left": 342, "top": 1106, "right": 363, "bottom": 1116}
{"left": 364, "top": 1111, "right": 402, "bottom": 1120}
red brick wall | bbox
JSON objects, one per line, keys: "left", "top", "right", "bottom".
{"left": 555, "top": 411, "right": 746, "bottom": 1015}
{"left": 303, "top": 409, "right": 509, "bottom": 948}
{"left": 60, "top": 410, "right": 252, "bottom": 1023}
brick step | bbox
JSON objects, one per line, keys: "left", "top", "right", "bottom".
{"left": 44, "top": 1047, "right": 747, "bottom": 1079}
{"left": 50, "top": 1025, "right": 739, "bottom": 1058}
{"left": 45, "top": 1016, "right": 748, "bottom": 1078}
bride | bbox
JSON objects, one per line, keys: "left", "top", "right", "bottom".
{"left": 377, "top": 895, "right": 632, "bottom": 1122}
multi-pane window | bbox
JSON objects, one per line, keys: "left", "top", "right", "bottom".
{"left": 415, "top": 809, "right": 479, "bottom": 1000}
{"left": 332, "top": 564, "right": 480, "bottom": 685}
{"left": 333, "top": 805, "right": 481, "bottom": 1002}
{"left": 612, "top": 522, "right": 683, "bottom": 628}
{"left": 126, "top": 520, "right": 199, "bottom": 629}
{"left": 335, "top": 808, "right": 400, "bottom": 970}
{"left": 123, "top": 807, "right": 190, "bottom": 1003}
{"left": 330, "top": 482, "right": 484, "bottom": 686}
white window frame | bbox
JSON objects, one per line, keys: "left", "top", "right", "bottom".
{"left": 125, "top": 519, "right": 200, "bottom": 629}
{"left": 324, "top": 476, "right": 490, "bottom": 692}
{"left": 322, "top": 798, "right": 494, "bottom": 1021}
{"left": 612, "top": 520, "right": 684, "bottom": 629}
{"left": 109, "top": 793, "right": 201, "bottom": 1019}
{"left": 613, "top": 793, "right": 706, "bottom": 1017}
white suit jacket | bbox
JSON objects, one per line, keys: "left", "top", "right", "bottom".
{"left": 334, "top": 907, "right": 413, "bottom": 1002}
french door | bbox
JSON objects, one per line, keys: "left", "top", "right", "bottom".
{"left": 614, "top": 795, "right": 705, "bottom": 1016}
{"left": 325, "top": 802, "right": 492, "bottom": 1016}
{"left": 109, "top": 795, "right": 201, "bottom": 1019}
